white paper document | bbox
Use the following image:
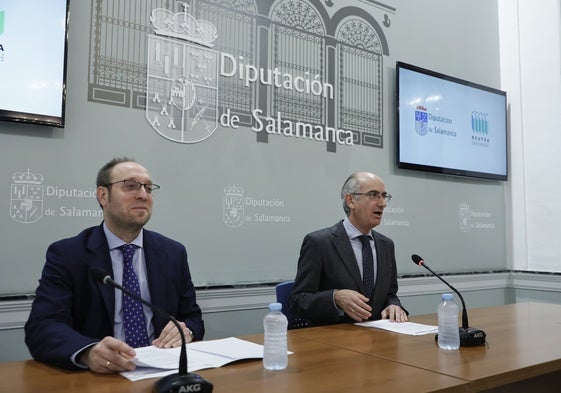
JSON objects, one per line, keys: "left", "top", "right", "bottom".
{"left": 355, "top": 319, "right": 438, "bottom": 335}
{"left": 121, "top": 337, "right": 266, "bottom": 382}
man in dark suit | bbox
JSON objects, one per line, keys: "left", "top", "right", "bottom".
{"left": 289, "top": 171, "right": 408, "bottom": 325}
{"left": 25, "top": 158, "right": 204, "bottom": 373}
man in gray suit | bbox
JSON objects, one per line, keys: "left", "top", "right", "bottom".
{"left": 289, "top": 171, "right": 408, "bottom": 325}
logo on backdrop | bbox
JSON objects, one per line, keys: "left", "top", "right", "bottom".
{"left": 9, "top": 169, "right": 100, "bottom": 224}
{"left": 458, "top": 201, "right": 495, "bottom": 232}
{"left": 146, "top": 5, "right": 219, "bottom": 143}
{"left": 222, "top": 184, "right": 290, "bottom": 228}
{"left": 223, "top": 184, "right": 245, "bottom": 228}
{"left": 145, "top": 4, "right": 353, "bottom": 147}
{"left": 10, "top": 169, "right": 44, "bottom": 224}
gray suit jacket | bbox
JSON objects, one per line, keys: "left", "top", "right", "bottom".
{"left": 289, "top": 220, "right": 405, "bottom": 325}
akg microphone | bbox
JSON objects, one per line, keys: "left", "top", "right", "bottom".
{"left": 411, "top": 254, "right": 486, "bottom": 346}
{"left": 89, "top": 267, "right": 213, "bottom": 393}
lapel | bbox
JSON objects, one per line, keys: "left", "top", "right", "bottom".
{"left": 86, "top": 225, "right": 116, "bottom": 327}
{"left": 142, "top": 230, "right": 167, "bottom": 318}
{"left": 331, "top": 221, "right": 364, "bottom": 291}
{"left": 371, "top": 230, "right": 388, "bottom": 288}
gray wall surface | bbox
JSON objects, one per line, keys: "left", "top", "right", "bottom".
{"left": 0, "top": 0, "right": 506, "bottom": 295}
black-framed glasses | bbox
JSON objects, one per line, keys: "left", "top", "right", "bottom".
{"left": 351, "top": 191, "right": 392, "bottom": 202}
{"left": 103, "top": 179, "right": 160, "bottom": 194}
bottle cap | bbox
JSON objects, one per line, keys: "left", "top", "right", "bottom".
{"left": 268, "top": 302, "right": 282, "bottom": 312}
{"left": 442, "top": 293, "right": 453, "bottom": 301}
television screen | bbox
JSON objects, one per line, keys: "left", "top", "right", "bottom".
{"left": 396, "top": 61, "right": 507, "bottom": 181}
{"left": 0, "top": 0, "right": 69, "bottom": 128}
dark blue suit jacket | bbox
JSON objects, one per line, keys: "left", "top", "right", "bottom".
{"left": 25, "top": 224, "right": 204, "bottom": 370}
{"left": 289, "top": 221, "right": 406, "bottom": 325}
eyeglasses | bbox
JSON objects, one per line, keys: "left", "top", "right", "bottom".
{"left": 351, "top": 191, "right": 392, "bottom": 202}
{"left": 103, "top": 179, "right": 160, "bottom": 194}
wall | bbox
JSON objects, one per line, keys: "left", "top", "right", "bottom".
{"left": 500, "top": 0, "right": 561, "bottom": 272}
{"left": 0, "top": 0, "right": 507, "bottom": 294}
{"left": 0, "top": 0, "right": 519, "bottom": 363}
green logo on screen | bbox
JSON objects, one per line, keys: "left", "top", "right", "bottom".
{"left": 0, "top": 10, "right": 5, "bottom": 36}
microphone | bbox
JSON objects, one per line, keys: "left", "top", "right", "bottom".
{"left": 411, "top": 254, "right": 486, "bottom": 346}
{"left": 90, "top": 267, "right": 213, "bottom": 393}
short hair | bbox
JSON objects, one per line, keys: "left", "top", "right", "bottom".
{"left": 96, "top": 157, "right": 136, "bottom": 187}
{"left": 341, "top": 173, "right": 362, "bottom": 216}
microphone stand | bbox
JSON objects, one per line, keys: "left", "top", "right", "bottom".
{"left": 91, "top": 268, "right": 213, "bottom": 392}
{"left": 411, "top": 255, "right": 486, "bottom": 346}
{"left": 152, "top": 317, "right": 212, "bottom": 393}
{"left": 418, "top": 262, "right": 469, "bottom": 329}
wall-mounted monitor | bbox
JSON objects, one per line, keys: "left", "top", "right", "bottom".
{"left": 0, "top": 0, "right": 69, "bottom": 128}
{"left": 396, "top": 61, "right": 508, "bottom": 181}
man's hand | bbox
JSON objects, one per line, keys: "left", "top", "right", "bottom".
{"left": 381, "top": 304, "right": 408, "bottom": 322}
{"left": 152, "top": 320, "right": 193, "bottom": 349}
{"left": 79, "top": 337, "right": 136, "bottom": 374}
{"left": 334, "top": 289, "right": 372, "bottom": 321}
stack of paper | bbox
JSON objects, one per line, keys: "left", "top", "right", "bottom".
{"left": 122, "top": 337, "right": 267, "bottom": 381}
{"left": 355, "top": 319, "right": 439, "bottom": 336}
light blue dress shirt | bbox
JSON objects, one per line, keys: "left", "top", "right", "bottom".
{"left": 342, "top": 218, "right": 378, "bottom": 284}
{"left": 103, "top": 222, "right": 155, "bottom": 342}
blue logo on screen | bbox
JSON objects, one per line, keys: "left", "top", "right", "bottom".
{"left": 471, "top": 111, "right": 489, "bottom": 134}
{"left": 414, "top": 106, "right": 428, "bottom": 136}
{"left": 471, "top": 111, "right": 490, "bottom": 145}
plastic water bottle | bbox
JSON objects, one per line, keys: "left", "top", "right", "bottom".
{"left": 437, "top": 293, "right": 460, "bottom": 350}
{"left": 263, "top": 302, "right": 288, "bottom": 370}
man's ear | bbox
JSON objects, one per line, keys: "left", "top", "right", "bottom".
{"left": 96, "top": 186, "right": 107, "bottom": 207}
{"left": 345, "top": 193, "right": 355, "bottom": 210}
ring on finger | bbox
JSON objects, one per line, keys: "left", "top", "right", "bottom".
{"left": 106, "top": 360, "right": 111, "bottom": 368}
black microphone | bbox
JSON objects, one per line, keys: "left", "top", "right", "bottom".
{"left": 411, "top": 254, "right": 486, "bottom": 346}
{"left": 89, "top": 267, "right": 213, "bottom": 393}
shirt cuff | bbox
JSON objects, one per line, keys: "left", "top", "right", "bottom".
{"left": 71, "top": 342, "right": 98, "bottom": 369}
{"left": 332, "top": 289, "right": 344, "bottom": 316}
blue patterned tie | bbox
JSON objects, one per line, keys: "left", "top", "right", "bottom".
{"left": 358, "top": 235, "right": 375, "bottom": 300}
{"left": 120, "top": 244, "right": 149, "bottom": 348}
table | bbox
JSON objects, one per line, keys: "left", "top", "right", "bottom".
{"left": 2, "top": 302, "right": 561, "bottom": 392}
{"left": 0, "top": 334, "right": 468, "bottom": 393}
{"left": 292, "top": 302, "right": 561, "bottom": 391}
